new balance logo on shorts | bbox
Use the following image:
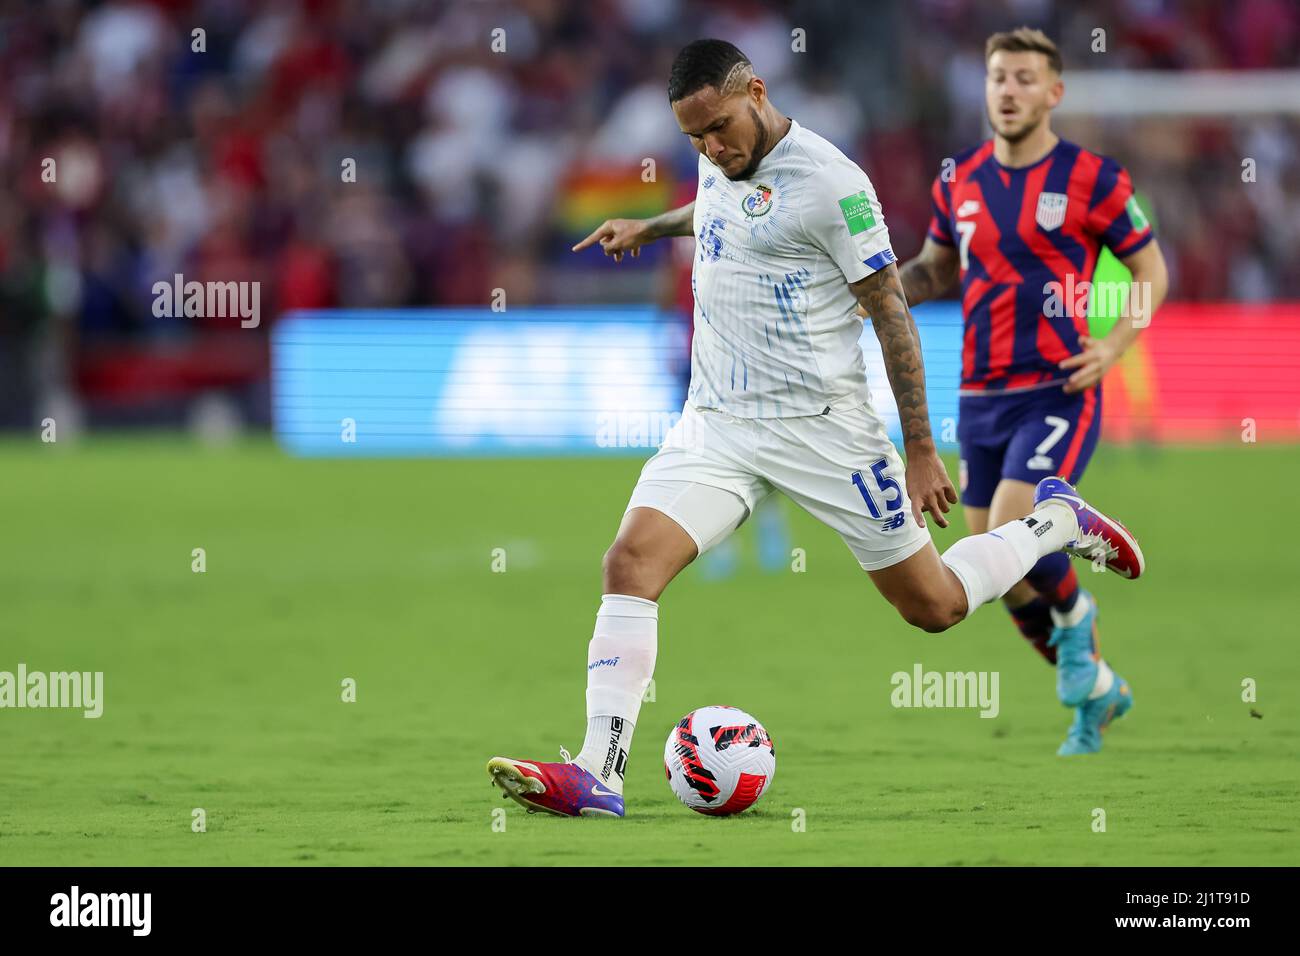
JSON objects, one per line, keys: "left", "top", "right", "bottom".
{"left": 882, "top": 513, "right": 907, "bottom": 531}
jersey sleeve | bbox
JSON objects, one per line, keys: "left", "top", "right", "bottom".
{"left": 1085, "top": 158, "right": 1154, "bottom": 258}
{"left": 927, "top": 174, "right": 955, "bottom": 246}
{"left": 802, "top": 160, "right": 896, "bottom": 284}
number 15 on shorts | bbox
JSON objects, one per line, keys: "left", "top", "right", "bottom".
{"left": 851, "top": 459, "right": 906, "bottom": 530}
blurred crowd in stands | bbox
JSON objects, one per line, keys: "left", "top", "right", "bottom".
{"left": 1, "top": 0, "right": 1298, "bottom": 425}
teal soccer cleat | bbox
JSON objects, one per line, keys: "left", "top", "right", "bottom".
{"left": 1047, "top": 590, "right": 1100, "bottom": 707}
{"left": 1058, "top": 676, "right": 1133, "bottom": 755}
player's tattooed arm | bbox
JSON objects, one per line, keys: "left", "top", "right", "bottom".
{"left": 572, "top": 203, "right": 695, "bottom": 262}
{"left": 851, "top": 263, "right": 958, "bottom": 528}
{"left": 643, "top": 202, "right": 696, "bottom": 240}
{"left": 898, "top": 238, "right": 960, "bottom": 306}
{"left": 853, "top": 264, "right": 933, "bottom": 447}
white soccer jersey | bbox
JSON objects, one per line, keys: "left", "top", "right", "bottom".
{"left": 687, "top": 119, "right": 897, "bottom": 418}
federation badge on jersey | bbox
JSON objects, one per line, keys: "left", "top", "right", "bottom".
{"left": 740, "top": 183, "right": 774, "bottom": 218}
{"left": 1035, "top": 192, "right": 1068, "bottom": 231}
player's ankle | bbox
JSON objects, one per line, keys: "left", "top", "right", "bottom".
{"left": 1050, "top": 591, "right": 1090, "bottom": 629}
{"left": 1036, "top": 499, "right": 1080, "bottom": 542}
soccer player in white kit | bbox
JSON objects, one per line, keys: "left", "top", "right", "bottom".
{"left": 487, "top": 39, "right": 1146, "bottom": 817}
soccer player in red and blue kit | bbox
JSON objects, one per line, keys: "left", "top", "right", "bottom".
{"left": 894, "top": 28, "right": 1169, "bottom": 754}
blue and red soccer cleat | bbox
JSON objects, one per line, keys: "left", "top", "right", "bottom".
{"left": 1034, "top": 477, "right": 1145, "bottom": 580}
{"left": 487, "top": 750, "right": 624, "bottom": 817}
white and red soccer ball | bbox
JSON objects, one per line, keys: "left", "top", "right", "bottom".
{"left": 664, "top": 706, "right": 775, "bottom": 815}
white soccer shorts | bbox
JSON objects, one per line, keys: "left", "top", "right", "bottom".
{"left": 624, "top": 400, "right": 932, "bottom": 571}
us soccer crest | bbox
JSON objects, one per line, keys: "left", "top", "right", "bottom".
{"left": 740, "top": 183, "right": 774, "bottom": 218}
{"left": 1035, "top": 192, "right": 1068, "bottom": 231}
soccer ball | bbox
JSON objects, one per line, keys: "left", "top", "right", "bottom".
{"left": 664, "top": 705, "right": 776, "bottom": 815}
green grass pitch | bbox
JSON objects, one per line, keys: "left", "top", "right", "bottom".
{"left": 2, "top": 438, "right": 1297, "bottom": 866}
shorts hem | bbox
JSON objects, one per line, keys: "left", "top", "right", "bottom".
{"left": 623, "top": 501, "right": 706, "bottom": 554}
{"left": 854, "top": 527, "right": 932, "bottom": 572}
{"left": 628, "top": 473, "right": 762, "bottom": 517}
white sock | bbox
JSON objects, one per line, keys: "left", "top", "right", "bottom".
{"left": 942, "top": 503, "right": 1080, "bottom": 617}
{"left": 1050, "top": 591, "right": 1091, "bottom": 629}
{"left": 573, "top": 594, "right": 657, "bottom": 794}
{"left": 1089, "top": 659, "right": 1115, "bottom": 699}
{"left": 575, "top": 716, "right": 633, "bottom": 791}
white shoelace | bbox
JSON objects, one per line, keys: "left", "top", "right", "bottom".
{"left": 559, "top": 746, "right": 572, "bottom": 764}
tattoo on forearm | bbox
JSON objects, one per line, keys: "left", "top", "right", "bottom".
{"left": 859, "top": 268, "right": 934, "bottom": 448}
{"left": 648, "top": 203, "right": 695, "bottom": 239}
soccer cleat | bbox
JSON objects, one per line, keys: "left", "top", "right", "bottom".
{"left": 1047, "top": 590, "right": 1100, "bottom": 708}
{"left": 486, "top": 750, "right": 624, "bottom": 818}
{"left": 1057, "top": 676, "right": 1133, "bottom": 756}
{"left": 1033, "top": 477, "right": 1145, "bottom": 579}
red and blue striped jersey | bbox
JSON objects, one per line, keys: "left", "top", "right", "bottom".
{"left": 927, "top": 139, "right": 1154, "bottom": 393}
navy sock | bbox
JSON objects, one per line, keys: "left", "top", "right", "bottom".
{"left": 1008, "top": 597, "right": 1056, "bottom": 665}
{"left": 1025, "top": 552, "right": 1079, "bottom": 613}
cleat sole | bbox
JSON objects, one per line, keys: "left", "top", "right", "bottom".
{"left": 486, "top": 756, "right": 570, "bottom": 817}
{"left": 1072, "top": 506, "right": 1145, "bottom": 579}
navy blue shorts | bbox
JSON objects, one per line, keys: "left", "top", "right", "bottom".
{"left": 957, "top": 384, "right": 1102, "bottom": 508}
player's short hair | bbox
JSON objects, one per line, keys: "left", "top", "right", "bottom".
{"left": 985, "top": 27, "right": 1063, "bottom": 75}
{"left": 668, "top": 39, "right": 753, "bottom": 102}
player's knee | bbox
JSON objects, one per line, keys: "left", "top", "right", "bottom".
{"left": 898, "top": 597, "right": 964, "bottom": 634}
{"left": 602, "top": 537, "right": 653, "bottom": 592}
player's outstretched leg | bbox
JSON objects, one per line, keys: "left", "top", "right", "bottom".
{"left": 487, "top": 500, "right": 708, "bottom": 817}
{"left": 874, "top": 478, "right": 1143, "bottom": 632}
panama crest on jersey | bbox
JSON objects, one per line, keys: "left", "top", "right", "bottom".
{"left": 1035, "top": 192, "right": 1068, "bottom": 231}
{"left": 740, "top": 183, "right": 775, "bottom": 218}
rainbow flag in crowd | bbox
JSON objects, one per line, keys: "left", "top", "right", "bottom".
{"left": 555, "top": 164, "right": 675, "bottom": 238}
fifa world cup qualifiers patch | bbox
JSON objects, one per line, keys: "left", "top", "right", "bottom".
{"left": 838, "top": 191, "right": 877, "bottom": 235}
{"left": 1126, "top": 195, "right": 1150, "bottom": 232}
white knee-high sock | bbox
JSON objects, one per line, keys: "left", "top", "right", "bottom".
{"left": 942, "top": 502, "right": 1078, "bottom": 618}
{"left": 573, "top": 594, "right": 657, "bottom": 793}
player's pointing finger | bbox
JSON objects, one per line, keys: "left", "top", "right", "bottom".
{"left": 571, "top": 223, "right": 610, "bottom": 252}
